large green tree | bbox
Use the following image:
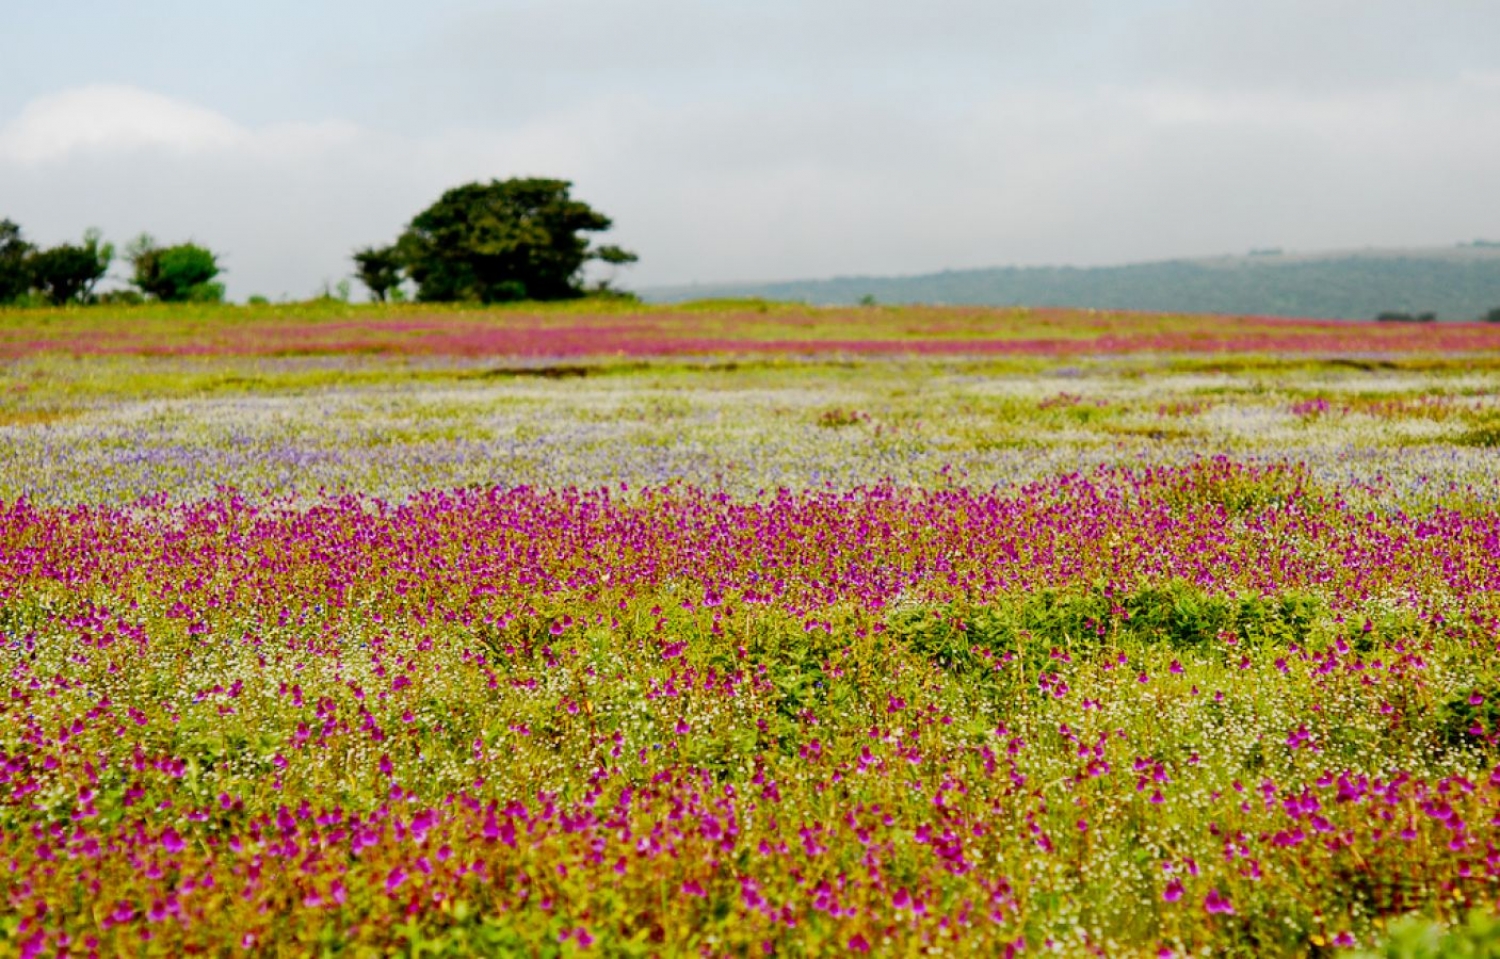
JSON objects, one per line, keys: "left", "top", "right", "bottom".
{"left": 388, "top": 178, "right": 635, "bottom": 303}
{"left": 27, "top": 229, "right": 114, "bottom": 305}
{"left": 127, "top": 235, "right": 225, "bottom": 302}
{"left": 0, "top": 219, "right": 34, "bottom": 304}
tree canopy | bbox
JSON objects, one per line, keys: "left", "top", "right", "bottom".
{"left": 1, "top": 221, "right": 113, "bottom": 306}
{"left": 357, "top": 178, "right": 636, "bottom": 303}
{"left": 0, "top": 220, "right": 33, "bottom": 304}
{"left": 127, "top": 235, "right": 225, "bottom": 303}
{"left": 28, "top": 229, "right": 114, "bottom": 306}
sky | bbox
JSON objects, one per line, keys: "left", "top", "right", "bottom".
{"left": 2, "top": 0, "right": 1499, "bottom": 300}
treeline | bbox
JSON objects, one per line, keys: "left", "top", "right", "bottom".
{"left": 0, "top": 221, "right": 224, "bottom": 307}
{"left": 1378, "top": 308, "right": 1500, "bottom": 323}
{"left": 1, "top": 178, "right": 635, "bottom": 309}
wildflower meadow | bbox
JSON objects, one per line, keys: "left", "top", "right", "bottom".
{"left": 1, "top": 303, "right": 1499, "bottom": 957}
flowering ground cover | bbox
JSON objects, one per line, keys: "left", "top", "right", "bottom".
{"left": 5, "top": 300, "right": 1500, "bottom": 360}
{"left": 3, "top": 353, "right": 1499, "bottom": 507}
{"left": 1, "top": 307, "right": 1499, "bottom": 956}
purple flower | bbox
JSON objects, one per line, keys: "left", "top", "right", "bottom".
{"left": 385, "top": 865, "right": 408, "bottom": 895}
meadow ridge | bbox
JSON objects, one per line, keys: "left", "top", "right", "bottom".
{"left": 1, "top": 304, "right": 1499, "bottom": 956}
{"left": 5, "top": 301, "right": 1500, "bottom": 360}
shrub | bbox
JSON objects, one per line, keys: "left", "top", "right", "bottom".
{"left": 127, "top": 235, "right": 224, "bottom": 302}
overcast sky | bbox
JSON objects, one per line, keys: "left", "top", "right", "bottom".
{"left": 3, "top": 1, "right": 1498, "bottom": 299}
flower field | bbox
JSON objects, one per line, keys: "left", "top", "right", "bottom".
{"left": 2, "top": 304, "right": 1499, "bottom": 956}
{"left": 6, "top": 300, "right": 1500, "bottom": 361}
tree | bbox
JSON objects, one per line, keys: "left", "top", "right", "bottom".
{"left": 593, "top": 244, "right": 638, "bottom": 268}
{"left": 128, "top": 235, "right": 225, "bottom": 302}
{"left": 388, "top": 178, "right": 635, "bottom": 303}
{"left": 0, "top": 219, "right": 34, "bottom": 304}
{"left": 352, "top": 245, "right": 403, "bottom": 302}
{"left": 27, "top": 229, "right": 113, "bottom": 305}
{"left": 1487, "top": 307, "right": 1500, "bottom": 324}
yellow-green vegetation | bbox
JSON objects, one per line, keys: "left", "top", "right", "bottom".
{"left": 2, "top": 352, "right": 1498, "bottom": 507}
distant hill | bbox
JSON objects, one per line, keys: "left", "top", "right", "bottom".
{"left": 644, "top": 244, "right": 1500, "bottom": 321}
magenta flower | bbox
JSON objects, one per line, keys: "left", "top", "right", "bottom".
{"left": 385, "top": 865, "right": 408, "bottom": 895}
{"left": 1204, "top": 888, "right": 1235, "bottom": 915}
{"left": 739, "top": 877, "right": 766, "bottom": 912}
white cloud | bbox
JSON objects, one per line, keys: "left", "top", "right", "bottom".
{"left": 0, "top": 86, "right": 249, "bottom": 163}
{"left": 0, "top": 86, "right": 363, "bottom": 166}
